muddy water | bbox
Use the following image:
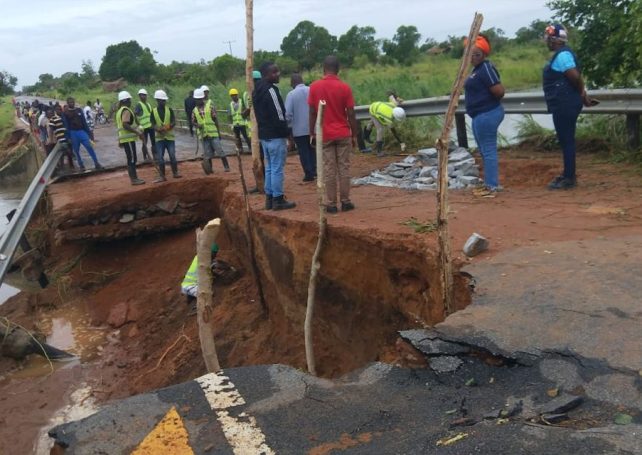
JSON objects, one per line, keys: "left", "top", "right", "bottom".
{"left": 0, "top": 185, "right": 25, "bottom": 305}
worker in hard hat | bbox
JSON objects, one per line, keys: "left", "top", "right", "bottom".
{"left": 200, "top": 85, "right": 212, "bottom": 112}
{"left": 116, "top": 91, "right": 145, "bottom": 185}
{"left": 228, "top": 88, "right": 251, "bottom": 154}
{"left": 363, "top": 102, "right": 407, "bottom": 156}
{"left": 134, "top": 89, "right": 156, "bottom": 162}
{"left": 192, "top": 88, "right": 231, "bottom": 174}
{"left": 151, "top": 89, "right": 181, "bottom": 182}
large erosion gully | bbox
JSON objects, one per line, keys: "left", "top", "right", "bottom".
{"left": 48, "top": 175, "right": 471, "bottom": 376}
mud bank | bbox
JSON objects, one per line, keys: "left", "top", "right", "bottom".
{"left": 48, "top": 170, "right": 470, "bottom": 378}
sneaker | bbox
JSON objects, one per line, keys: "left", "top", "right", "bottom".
{"left": 94, "top": 163, "right": 104, "bottom": 170}
{"left": 360, "top": 147, "right": 372, "bottom": 154}
{"left": 130, "top": 178, "right": 145, "bottom": 186}
{"left": 173, "top": 172, "right": 182, "bottom": 178}
{"left": 548, "top": 175, "right": 576, "bottom": 190}
{"left": 341, "top": 201, "right": 355, "bottom": 212}
{"left": 326, "top": 205, "right": 338, "bottom": 214}
{"left": 153, "top": 176, "right": 167, "bottom": 183}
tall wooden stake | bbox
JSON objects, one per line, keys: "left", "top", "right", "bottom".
{"left": 245, "top": 0, "right": 264, "bottom": 192}
{"left": 234, "top": 146, "right": 268, "bottom": 313}
{"left": 196, "top": 218, "right": 222, "bottom": 373}
{"left": 436, "top": 13, "right": 483, "bottom": 316}
{"left": 304, "top": 100, "right": 326, "bottom": 376}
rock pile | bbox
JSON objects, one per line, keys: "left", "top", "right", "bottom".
{"left": 353, "top": 147, "right": 481, "bottom": 191}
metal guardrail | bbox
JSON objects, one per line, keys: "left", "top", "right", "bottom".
{"left": 0, "top": 142, "right": 64, "bottom": 285}
{"left": 354, "top": 89, "right": 642, "bottom": 120}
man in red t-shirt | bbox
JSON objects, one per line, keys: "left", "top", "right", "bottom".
{"left": 308, "top": 55, "right": 359, "bottom": 213}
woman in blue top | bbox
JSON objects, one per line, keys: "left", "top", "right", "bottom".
{"left": 542, "top": 24, "right": 593, "bottom": 190}
{"left": 464, "top": 34, "right": 505, "bottom": 194}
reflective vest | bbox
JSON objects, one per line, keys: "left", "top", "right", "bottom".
{"left": 192, "top": 106, "right": 219, "bottom": 139}
{"left": 230, "top": 100, "right": 247, "bottom": 127}
{"left": 369, "top": 101, "right": 395, "bottom": 126}
{"left": 205, "top": 99, "right": 212, "bottom": 113}
{"left": 242, "top": 91, "right": 251, "bottom": 109}
{"left": 152, "top": 107, "right": 175, "bottom": 141}
{"left": 116, "top": 106, "right": 138, "bottom": 144}
{"left": 137, "top": 101, "right": 153, "bottom": 129}
{"left": 181, "top": 256, "right": 198, "bottom": 288}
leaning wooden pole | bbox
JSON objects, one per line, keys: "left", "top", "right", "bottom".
{"left": 234, "top": 146, "right": 268, "bottom": 313}
{"left": 436, "top": 13, "right": 483, "bottom": 316}
{"left": 196, "top": 218, "right": 222, "bottom": 372}
{"left": 245, "top": 0, "right": 264, "bottom": 192}
{"left": 304, "top": 100, "right": 327, "bottom": 376}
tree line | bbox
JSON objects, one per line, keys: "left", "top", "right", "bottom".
{"left": 16, "top": 0, "right": 642, "bottom": 96}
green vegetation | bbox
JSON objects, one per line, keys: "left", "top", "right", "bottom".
{"left": 0, "top": 96, "right": 17, "bottom": 141}
{"left": 0, "top": 71, "right": 18, "bottom": 96}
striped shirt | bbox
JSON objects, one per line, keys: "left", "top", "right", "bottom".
{"left": 49, "top": 114, "right": 67, "bottom": 143}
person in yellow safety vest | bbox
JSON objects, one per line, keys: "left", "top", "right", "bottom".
{"left": 151, "top": 89, "right": 181, "bottom": 182}
{"left": 181, "top": 244, "right": 219, "bottom": 300}
{"left": 363, "top": 102, "right": 407, "bottom": 157}
{"left": 191, "top": 88, "right": 231, "bottom": 174}
{"left": 228, "top": 88, "right": 252, "bottom": 154}
{"left": 116, "top": 91, "right": 145, "bottom": 185}
{"left": 134, "top": 88, "right": 156, "bottom": 162}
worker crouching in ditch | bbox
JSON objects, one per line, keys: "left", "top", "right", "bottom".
{"left": 180, "top": 244, "right": 240, "bottom": 314}
{"left": 191, "top": 88, "right": 231, "bottom": 174}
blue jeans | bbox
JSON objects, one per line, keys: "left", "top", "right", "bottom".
{"left": 69, "top": 129, "right": 99, "bottom": 167}
{"left": 260, "top": 138, "right": 287, "bottom": 197}
{"left": 293, "top": 135, "right": 316, "bottom": 179}
{"left": 471, "top": 104, "right": 504, "bottom": 189}
{"left": 552, "top": 107, "right": 582, "bottom": 180}
{"left": 156, "top": 139, "right": 177, "bottom": 172}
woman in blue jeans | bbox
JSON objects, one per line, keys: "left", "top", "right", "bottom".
{"left": 464, "top": 34, "right": 505, "bottom": 195}
{"left": 542, "top": 24, "right": 593, "bottom": 190}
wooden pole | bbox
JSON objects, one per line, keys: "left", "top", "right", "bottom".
{"left": 234, "top": 145, "right": 268, "bottom": 313}
{"left": 436, "top": 13, "right": 483, "bottom": 316}
{"left": 245, "top": 0, "right": 264, "bottom": 192}
{"left": 196, "top": 218, "right": 222, "bottom": 373}
{"left": 304, "top": 100, "right": 326, "bottom": 376}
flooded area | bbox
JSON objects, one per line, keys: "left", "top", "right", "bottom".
{"left": 0, "top": 185, "right": 26, "bottom": 305}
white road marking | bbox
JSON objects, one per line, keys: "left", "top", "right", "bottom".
{"left": 196, "top": 373, "right": 275, "bottom": 455}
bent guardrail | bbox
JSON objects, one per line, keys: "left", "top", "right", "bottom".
{"left": 354, "top": 89, "right": 642, "bottom": 149}
{"left": 0, "top": 142, "right": 64, "bottom": 285}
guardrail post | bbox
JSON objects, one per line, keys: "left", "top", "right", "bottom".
{"left": 626, "top": 114, "right": 640, "bottom": 150}
{"left": 455, "top": 113, "right": 468, "bottom": 148}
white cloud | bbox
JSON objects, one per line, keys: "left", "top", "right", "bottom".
{"left": 0, "top": 0, "right": 551, "bottom": 88}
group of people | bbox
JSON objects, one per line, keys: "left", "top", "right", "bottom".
{"left": 464, "top": 23, "right": 593, "bottom": 194}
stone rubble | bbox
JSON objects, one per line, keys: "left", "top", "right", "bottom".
{"left": 352, "top": 147, "right": 481, "bottom": 191}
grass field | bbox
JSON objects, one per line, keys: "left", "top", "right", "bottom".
{"left": 0, "top": 96, "right": 18, "bottom": 142}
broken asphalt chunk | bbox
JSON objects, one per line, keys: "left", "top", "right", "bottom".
{"left": 538, "top": 394, "right": 583, "bottom": 415}
{"left": 463, "top": 233, "right": 489, "bottom": 257}
{"left": 430, "top": 356, "right": 463, "bottom": 374}
{"left": 398, "top": 330, "right": 471, "bottom": 356}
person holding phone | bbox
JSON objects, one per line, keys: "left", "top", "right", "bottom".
{"left": 542, "top": 24, "right": 595, "bottom": 190}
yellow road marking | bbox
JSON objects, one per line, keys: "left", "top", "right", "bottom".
{"left": 132, "top": 406, "right": 195, "bottom": 455}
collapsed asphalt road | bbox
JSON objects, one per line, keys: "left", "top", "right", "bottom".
{"left": 47, "top": 237, "right": 642, "bottom": 454}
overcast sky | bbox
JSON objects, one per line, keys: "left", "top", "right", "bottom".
{"left": 1, "top": 0, "right": 552, "bottom": 88}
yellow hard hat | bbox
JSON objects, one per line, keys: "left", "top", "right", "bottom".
{"left": 229, "top": 88, "right": 239, "bottom": 96}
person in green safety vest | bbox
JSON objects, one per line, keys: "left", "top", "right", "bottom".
{"left": 180, "top": 243, "right": 219, "bottom": 299}
{"left": 151, "top": 89, "right": 181, "bottom": 182}
{"left": 363, "top": 101, "right": 407, "bottom": 157}
{"left": 191, "top": 88, "right": 231, "bottom": 174}
{"left": 116, "top": 91, "right": 145, "bottom": 185}
{"left": 228, "top": 88, "right": 251, "bottom": 154}
{"left": 134, "top": 88, "right": 156, "bottom": 162}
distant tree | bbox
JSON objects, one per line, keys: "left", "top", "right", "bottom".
{"left": 280, "top": 21, "right": 337, "bottom": 70}
{"left": 0, "top": 70, "right": 17, "bottom": 95}
{"left": 210, "top": 54, "right": 245, "bottom": 86}
{"left": 548, "top": 0, "right": 641, "bottom": 86}
{"left": 58, "top": 72, "right": 81, "bottom": 96}
{"left": 514, "top": 19, "right": 550, "bottom": 44}
{"left": 79, "top": 59, "right": 99, "bottom": 88}
{"left": 481, "top": 27, "right": 509, "bottom": 53}
{"left": 99, "top": 40, "right": 157, "bottom": 83}
{"left": 275, "top": 56, "right": 299, "bottom": 74}
{"left": 337, "top": 25, "right": 379, "bottom": 66}
{"left": 382, "top": 25, "right": 421, "bottom": 65}
{"left": 419, "top": 37, "right": 439, "bottom": 53}
{"left": 254, "top": 50, "right": 280, "bottom": 65}
{"left": 37, "top": 73, "right": 56, "bottom": 90}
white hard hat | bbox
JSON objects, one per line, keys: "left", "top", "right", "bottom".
{"left": 138, "top": 88, "right": 148, "bottom": 95}
{"left": 118, "top": 91, "right": 132, "bottom": 101}
{"left": 154, "top": 89, "right": 168, "bottom": 100}
{"left": 200, "top": 85, "right": 210, "bottom": 92}
{"left": 193, "top": 88, "right": 205, "bottom": 99}
{"left": 392, "top": 107, "right": 406, "bottom": 121}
